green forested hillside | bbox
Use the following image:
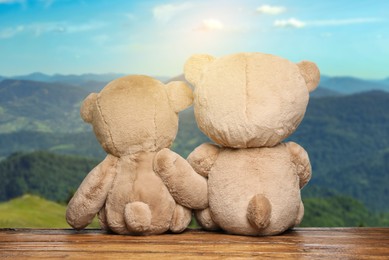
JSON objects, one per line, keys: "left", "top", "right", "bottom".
{"left": 301, "top": 195, "right": 389, "bottom": 227}
{"left": 0, "top": 151, "right": 98, "bottom": 203}
{"left": 0, "top": 194, "right": 98, "bottom": 228}
{"left": 0, "top": 79, "right": 89, "bottom": 133}
{"left": 293, "top": 91, "right": 389, "bottom": 167}
{"left": 0, "top": 131, "right": 104, "bottom": 160}
{"left": 0, "top": 149, "right": 387, "bottom": 227}
{"left": 290, "top": 91, "right": 389, "bottom": 212}
{"left": 311, "top": 149, "right": 389, "bottom": 212}
{"left": 0, "top": 195, "right": 69, "bottom": 228}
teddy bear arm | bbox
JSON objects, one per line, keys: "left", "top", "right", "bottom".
{"left": 285, "top": 142, "right": 312, "bottom": 189}
{"left": 66, "top": 155, "right": 118, "bottom": 230}
{"left": 154, "top": 148, "right": 208, "bottom": 210}
{"left": 187, "top": 143, "right": 220, "bottom": 178}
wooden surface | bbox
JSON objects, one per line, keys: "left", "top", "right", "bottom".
{"left": 0, "top": 228, "right": 388, "bottom": 259}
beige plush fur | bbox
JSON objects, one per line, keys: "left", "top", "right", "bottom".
{"left": 184, "top": 52, "right": 320, "bottom": 236}
{"left": 66, "top": 75, "right": 208, "bottom": 235}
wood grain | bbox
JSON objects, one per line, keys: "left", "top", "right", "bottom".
{"left": 0, "top": 228, "right": 388, "bottom": 259}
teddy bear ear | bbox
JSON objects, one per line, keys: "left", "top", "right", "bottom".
{"left": 184, "top": 54, "right": 215, "bottom": 86}
{"left": 165, "top": 81, "right": 194, "bottom": 113}
{"left": 297, "top": 61, "right": 320, "bottom": 92}
{"left": 80, "top": 93, "right": 97, "bottom": 123}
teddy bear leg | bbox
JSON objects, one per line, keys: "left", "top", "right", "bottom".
{"left": 170, "top": 204, "right": 192, "bottom": 233}
{"left": 97, "top": 205, "right": 112, "bottom": 232}
{"left": 194, "top": 208, "right": 220, "bottom": 231}
{"left": 247, "top": 194, "right": 272, "bottom": 231}
{"left": 124, "top": 202, "right": 152, "bottom": 234}
{"left": 66, "top": 155, "right": 117, "bottom": 230}
{"left": 294, "top": 200, "right": 305, "bottom": 226}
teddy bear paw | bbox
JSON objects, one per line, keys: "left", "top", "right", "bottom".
{"left": 294, "top": 201, "right": 305, "bottom": 226}
{"left": 170, "top": 204, "right": 192, "bottom": 233}
{"left": 154, "top": 148, "right": 177, "bottom": 174}
{"left": 195, "top": 208, "right": 220, "bottom": 231}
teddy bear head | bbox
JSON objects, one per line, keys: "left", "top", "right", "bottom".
{"left": 184, "top": 52, "right": 320, "bottom": 148}
{"left": 80, "top": 75, "right": 193, "bottom": 157}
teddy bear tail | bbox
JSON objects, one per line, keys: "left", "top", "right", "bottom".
{"left": 124, "top": 202, "right": 152, "bottom": 234}
{"left": 247, "top": 194, "right": 272, "bottom": 231}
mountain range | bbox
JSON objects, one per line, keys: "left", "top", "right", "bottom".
{"left": 0, "top": 79, "right": 89, "bottom": 133}
{"left": 319, "top": 76, "right": 389, "bottom": 94}
{"left": 2, "top": 72, "right": 389, "bottom": 94}
{"left": 0, "top": 72, "right": 170, "bottom": 92}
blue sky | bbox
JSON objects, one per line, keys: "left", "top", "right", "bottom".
{"left": 0, "top": 0, "right": 388, "bottom": 79}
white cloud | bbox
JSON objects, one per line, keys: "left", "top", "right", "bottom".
{"left": 274, "top": 18, "right": 305, "bottom": 28}
{"left": 256, "top": 5, "right": 286, "bottom": 15}
{"left": 28, "top": 21, "right": 103, "bottom": 36}
{"left": 64, "top": 22, "right": 105, "bottom": 33}
{"left": 0, "top": 21, "right": 105, "bottom": 39}
{"left": 152, "top": 2, "right": 192, "bottom": 22}
{"left": 126, "top": 13, "right": 136, "bottom": 20}
{"left": 93, "top": 34, "right": 110, "bottom": 45}
{"left": 28, "top": 22, "right": 64, "bottom": 36}
{"left": 320, "top": 32, "right": 332, "bottom": 38}
{"left": 310, "top": 17, "right": 381, "bottom": 26}
{"left": 197, "top": 19, "right": 224, "bottom": 31}
{"left": 0, "top": 25, "right": 24, "bottom": 39}
{"left": 273, "top": 17, "right": 381, "bottom": 29}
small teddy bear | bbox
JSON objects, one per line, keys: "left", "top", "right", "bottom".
{"left": 181, "top": 52, "right": 320, "bottom": 235}
{"left": 66, "top": 75, "right": 208, "bottom": 235}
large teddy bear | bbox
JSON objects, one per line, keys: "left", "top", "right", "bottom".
{"left": 182, "top": 52, "right": 320, "bottom": 235}
{"left": 66, "top": 75, "right": 208, "bottom": 235}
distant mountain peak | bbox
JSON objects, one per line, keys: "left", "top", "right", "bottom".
{"left": 26, "top": 72, "right": 49, "bottom": 76}
{"left": 319, "top": 76, "right": 389, "bottom": 94}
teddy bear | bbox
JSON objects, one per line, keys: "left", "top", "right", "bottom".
{"left": 180, "top": 52, "right": 320, "bottom": 235}
{"left": 66, "top": 75, "right": 208, "bottom": 235}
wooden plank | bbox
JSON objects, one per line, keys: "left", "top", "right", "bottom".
{"left": 0, "top": 228, "right": 388, "bottom": 259}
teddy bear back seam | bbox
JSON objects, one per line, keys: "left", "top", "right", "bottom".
{"left": 244, "top": 55, "right": 249, "bottom": 122}
{"left": 96, "top": 95, "right": 120, "bottom": 156}
{"left": 153, "top": 103, "right": 157, "bottom": 152}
